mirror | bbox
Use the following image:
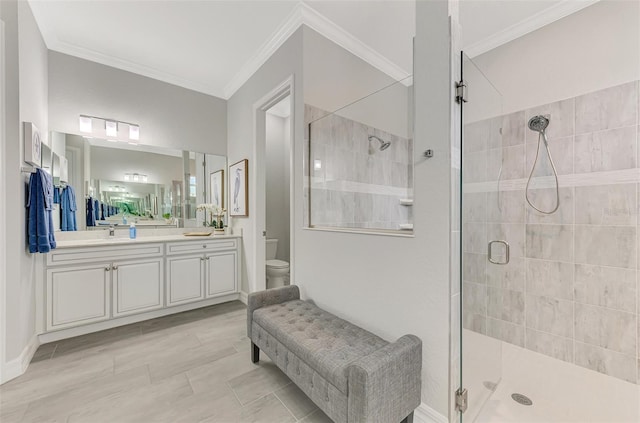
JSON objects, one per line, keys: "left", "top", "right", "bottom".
{"left": 50, "top": 131, "right": 227, "bottom": 231}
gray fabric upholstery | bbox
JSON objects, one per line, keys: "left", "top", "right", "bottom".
{"left": 253, "top": 299, "right": 388, "bottom": 394}
{"left": 253, "top": 322, "right": 349, "bottom": 423}
{"left": 347, "top": 335, "right": 422, "bottom": 423}
{"left": 247, "top": 285, "right": 300, "bottom": 337}
{"left": 247, "top": 286, "right": 421, "bottom": 423}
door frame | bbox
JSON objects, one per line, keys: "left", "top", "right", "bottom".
{"left": 0, "top": 19, "right": 6, "bottom": 384}
{"left": 252, "top": 76, "right": 295, "bottom": 292}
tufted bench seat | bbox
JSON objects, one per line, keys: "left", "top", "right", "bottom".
{"left": 248, "top": 285, "right": 422, "bottom": 423}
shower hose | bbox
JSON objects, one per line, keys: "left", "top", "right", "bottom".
{"left": 525, "top": 131, "right": 560, "bottom": 214}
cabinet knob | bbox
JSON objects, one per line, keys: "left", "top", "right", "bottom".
{"left": 112, "top": 265, "right": 118, "bottom": 270}
{"left": 104, "top": 266, "right": 111, "bottom": 272}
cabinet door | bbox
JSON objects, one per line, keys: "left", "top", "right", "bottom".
{"left": 205, "top": 252, "right": 237, "bottom": 298}
{"left": 166, "top": 255, "right": 205, "bottom": 306}
{"left": 113, "top": 258, "right": 163, "bottom": 317}
{"left": 47, "top": 263, "right": 110, "bottom": 330}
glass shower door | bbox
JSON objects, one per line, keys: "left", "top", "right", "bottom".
{"left": 459, "top": 52, "right": 504, "bottom": 422}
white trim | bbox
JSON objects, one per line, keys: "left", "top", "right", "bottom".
{"left": 414, "top": 402, "right": 449, "bottom": 423}
{"left": 1, "top": 335, "right": 39, "bottom": 385}
{"left": 0, "top": 19, "right": 6, "bottom": 385}
{"left": 239, "top": 291, "right": 248, "bottom": 305}
{"left": 464, "top": 0, "right": 600, "bottom": 58}
{"left": 225, "top": 3, "right": 411, "bottom": 98}
{"left": 252, "top": 76, "right": 294, "bottom": 294}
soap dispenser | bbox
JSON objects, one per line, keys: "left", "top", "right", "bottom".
{"left": 129, "top": 222, "right": 136, "bottom": 239}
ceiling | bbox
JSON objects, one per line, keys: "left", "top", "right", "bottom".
{"left": 28, "top": 0, "right": 598, "bottom": 100}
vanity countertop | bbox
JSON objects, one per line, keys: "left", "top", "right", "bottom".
{"left": 54, "top": 233, "right": 240, "bottom": 249}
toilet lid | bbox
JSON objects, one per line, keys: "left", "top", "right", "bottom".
{"left": 266, "top": 259, "right": 289, "bottom": 269}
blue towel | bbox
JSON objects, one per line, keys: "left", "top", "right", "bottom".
{"left": 26, "top": 169, "right": 56, "bottom": 253}
{"left": 86, "top": 197, "right": 96, "bottom": 227}
{"left": 94, "top": 199, "right": 100, "bottom": 221}
{"left": 100, "top": 203, "right": 105, "bottom": 220}
{"left": 53, "top": 187, "right": 60, "bottom": 204}
{"left": 61, "top": 185, "right": 77, "bottom": 231}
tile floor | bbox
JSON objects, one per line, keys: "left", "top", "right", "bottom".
{"left": 0, "top": 301, "right": 333, "bottom": 423}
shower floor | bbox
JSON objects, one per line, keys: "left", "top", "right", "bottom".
{"left": 464, "top": 330, "right": 640, "bottom": 423}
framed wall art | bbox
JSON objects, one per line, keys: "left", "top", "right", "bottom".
{"left": 229, "top": 159, "right": 248, "bottom": 217}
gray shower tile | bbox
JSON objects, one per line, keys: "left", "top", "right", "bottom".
{"left": 488, "top": 223, "right": 525, "bottom": 258}
{"left": 525, "top": 329, "right": 573, "bottom": 363}
{"left": 487, "top": 287, "right": 524, "bottom": 324}
{"left": 575, "top": 183, "right": 637, "bottom": 225}
{"left": 487, "top": 318, "right": 524, "bottom": 347}
{"left": 575, "top": 303, "right": 636, "bottom": 355}
{"left": 525, "top": 224, "right": 574, "bottom": 262}
{"left": 488, "top": 145, "right": 525, "bottom": 181}
{"left": 525, "top": 259, "right": 573, "bottom": 300}
{"left": 525, "top": 294, "right": 573, "bottom": 338}
{"left": 574, "top": 264, "right": 636, "bottom": 313}
{"left": 463, "top": 312, "right": 486, "bottom": 335}
{"left": 487, "top": 190, "right": 525, "bottom": 224}
{"left": 463, "top": 252, "right": 487, "bottom": 285}
{"left": 463, "top": 282, "right": 486, "bottom": 317}
{"left": 574, "top": 342, "right": 637, "bottom": 384}
{"left": 501, "top": 111, "right": 526, "bottom": 146}
{"left": 463, "top": 222, "right": 487, "bottom": 254}
{"left": 464, "top": 150, "right": 488, "bottom": 183}
{"left": 575, "top": 225, "right": 636, "bottom": 269}
{"left": 525, "top": 98, "right": 575, "bottom": 142}
{"left": 464, "top": 119, "right": 491, "bottom": 153}
{"left": 525, "top": 135, "right": 574, "bottom": 175}
{"left": 487, "top": 116, "right": 503, "bottom": 150}
{"left": 486, "top": 257, "right": 525, "bottom": 292}
{"left": 330, "top": 114, "right": 355, "bottom": 151}
{"left": 525, "top": 187, "right": 574, "bottom": 224}
{"left": 574, "top": 126, "right": 636, "bottom": 173}
{"left": 575, "top": 81, "right": 638, "bottom": 134}
{"left": 463, "top": 192, "right": 487, "bottom": 223}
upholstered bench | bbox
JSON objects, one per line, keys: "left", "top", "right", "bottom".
{"left": 247, "top": 285, "right": 422, "bottom": 423}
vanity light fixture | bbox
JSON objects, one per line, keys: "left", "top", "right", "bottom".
{"left": 78, "top": 115, "right": 140, "bottom": 141}
{"left": 124, "top": 172, "right": 148, "bottom": 183}
{"left": 129, "top": 124, "right": 140, "bottom": 140}
{"left": 105, "top": 120, "right": 118, "bottom": 137}
{"left": 79, "top": 116, "right": 92, "bottom": 133}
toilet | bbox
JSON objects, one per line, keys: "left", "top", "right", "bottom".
{"left": 266, "top": 239, "right": 289, "bottom": 288}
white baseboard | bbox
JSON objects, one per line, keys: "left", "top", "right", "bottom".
{"left": 414, "top": 402, "right": 449, "bottom": 423}
{"left": 1, "top": 334, "right": 39, "bottom": 385}
{"left": 239, "top": 291, "right": 248, "bottom": 305}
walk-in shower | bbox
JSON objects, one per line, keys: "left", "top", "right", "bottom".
{"left": 525, "top": 114, "right": 560, "bottom": 214}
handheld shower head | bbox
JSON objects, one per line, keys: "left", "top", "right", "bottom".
{"left": 368, "top": 135, "right": 391, "bottom": 151}
{"left": 528, "top": 115, "right": 549, "bottom": 133}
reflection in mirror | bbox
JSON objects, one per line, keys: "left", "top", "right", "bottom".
{"left": 49, "top": 132, "right": 226, "bottom": 231}
{"left": 305, "top": 76, "right": 414, "bottom": 234}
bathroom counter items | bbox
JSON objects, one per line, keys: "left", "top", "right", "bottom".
{"left": 248, "top": 285, "right": 422, "bottom": 423}
{"left": 54, "top": 233, "right": 239, "bottom": 248}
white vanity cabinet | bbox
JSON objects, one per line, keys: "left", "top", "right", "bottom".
{"left": 165, "top": 239, "right": 238, "bottom": 306}
{"left": 42, "top": 237, "right": 240, "bottom": 336}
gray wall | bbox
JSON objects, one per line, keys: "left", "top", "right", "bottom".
{"left": 295, "top": 5, "right": 453, "bottom": 414}
{"left": 1, "top": 0, "right": 48, "bottom": 365}
{"left": 48, "top": 51, "right": 228, "bottom": 155}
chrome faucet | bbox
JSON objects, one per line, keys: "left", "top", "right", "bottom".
{"left": 109, "top": 224, "right": 115, "bottom": 237}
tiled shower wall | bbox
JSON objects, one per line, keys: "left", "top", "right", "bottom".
{"left": 305, "top": 104, "right": 413, "bottom": 231}
{"left": 463, "top": 81, "right": 640, "bottom": 384}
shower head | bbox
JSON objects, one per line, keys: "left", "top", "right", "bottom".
{"left": 528, "top": 115, "right": 550, "bottom": 133}
{"left": 368, "top": 135, "right": 391, "bottom": 151}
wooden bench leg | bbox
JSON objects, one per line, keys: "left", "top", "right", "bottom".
{"left": 251, "top": 342, "right": 260, "bottom": 363}
{"left": 400, "top": 412, "right": 414, "bottom": 423}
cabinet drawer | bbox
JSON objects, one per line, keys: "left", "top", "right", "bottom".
{"left": 47, "top": 243, "right": 164, "bottom": 266}
{"left": 166, "top": 239, "right": 237, "bottom": 256}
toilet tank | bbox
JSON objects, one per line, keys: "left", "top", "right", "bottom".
{"left": 266, "top": 239, "right": 278, "bottom": 260}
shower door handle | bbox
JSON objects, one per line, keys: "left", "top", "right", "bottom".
{"left": 488, "top": 240, "right": 509, "bottom": 265}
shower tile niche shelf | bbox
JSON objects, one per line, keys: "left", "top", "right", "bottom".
{"left": 399, "top": 198, "right": 414, "bottom": 206}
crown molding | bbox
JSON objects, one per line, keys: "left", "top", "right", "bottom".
{"left": 464, "top": 0, "right": 600, "bottom": 58}
{"left": 223, "top": 2, "right": 412, "bottom": 99}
